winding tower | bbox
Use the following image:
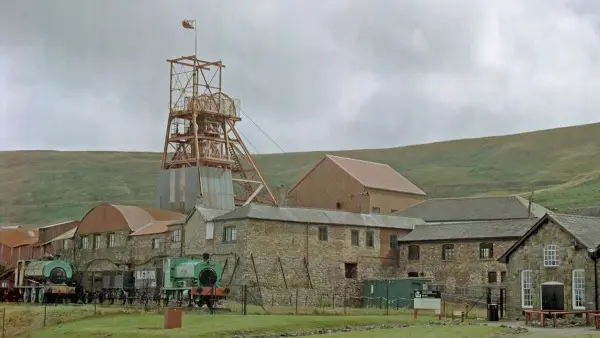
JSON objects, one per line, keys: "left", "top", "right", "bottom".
{"left": 155, "top": 56, "right": 277, "bottom": 212}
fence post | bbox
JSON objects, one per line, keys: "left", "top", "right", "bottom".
{"left": 295, "top": 288, "right": 299, "bottom": 315}
{"left": 386, "top": 282, "right": 389, "bottom": 315}
{"left": 242, "top": 285, "right": 247, "bottom": 315}
{"left": 343, "top": 287, "right": 347, "bottom": 315}
{"left": 43, "top": 303, "right": 47, "bottom": 327}
{"left": 500, "top": 288, "right": 505, "bottom": 318}
{"left": 2, "top": 308, "right": 5, "bottom": 338}
{"left": 332, "top": 294, "right": 335, "bottom": 311}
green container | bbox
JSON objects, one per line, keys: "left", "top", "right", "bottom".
{"left": 363, "top": 278, "right": 429, "bottom": 308}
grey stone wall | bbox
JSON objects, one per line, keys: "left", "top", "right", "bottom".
{"left": 504, "top": 219, "right": 596, "bottom": 319}
{"left": 398, "top": 239, "right": 514, "bottom": 293}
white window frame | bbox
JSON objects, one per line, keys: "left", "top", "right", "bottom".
{"left": 543, "top": 244, "right": 559, "bottom": 267}
{"left": 152, "top": 238, "right": 161, "bottom": 250}
{"left": 82, "top": 236, "right": 89, "bottom": 249}
{"left": 107, "top": 233, "right": 115, "bottom": 248}
{"left": 62, "top": 239, "right": 69, "bottom": 250}
{"left": 206, "top": 222, "right": 214, "bottom": 240}
{"left": 94, "top": 234, "right": 102, "bottom": 249}
{"left": 572, "top": 269, "right": 585, "bottom": 310}
{"left": 224, "top": 226, "right": 237, "bottom": 243}
{"left": 171, "top": 229, "right": 181, "bottom": 242}
{"left": 521, "top": 270, "right": 533, "bottom": 308}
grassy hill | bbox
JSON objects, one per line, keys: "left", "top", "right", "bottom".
{"left": 2, "top": 122, "right": 600, "bottom": 225}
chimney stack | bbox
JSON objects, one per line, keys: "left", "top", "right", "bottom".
{"left": 277, "top": 185, "right": 288, "bottom": 207}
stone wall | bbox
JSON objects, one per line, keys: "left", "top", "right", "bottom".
{"left": 505, "top": 219, "right": 597, "bottom": 319}
{"left": 398, "top": 239, "right": 515, "bottom": 292}
{"left": 177, "top": 213, "right": 403, "bottom": 302}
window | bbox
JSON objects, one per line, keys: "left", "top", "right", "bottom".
{"left": 344, "top": 263, "right": 357, "bottom": 279}
{"left": 543, "top": 244, "right": 559, "bottom": 267}
{"left": 407, "top": 272, "right": 419, "bottom": 277}
{"left": 336, "top": 202, "right": 342, "bottom": 210}
{"left": 152, "top": 238, "right": 161, "bottom": 250}
{"left": 81, "top": 236, "right": 89, "bottom": 249}
{"left": 351, "top": 230, "right": 359, "bottom": 246}
{"left": 62, "top": 239, "right": 69, "bottom": 250}
{"left": 107, "top": 233, "right": 115, "bottom": 248}
{"left": 408, "top": 245, "right": 420, "bottom": 260}
{"left": 171, "top": 229, "right": 181, "bottom": 242}
{"left": 501, "top": 271, "right": 506, "bottom": 283}
{"left": 442, "top": 244, "right": 455, "bottom": 260}
{"left": 94, "top": 234, "right": 102, "bottom": 249}
{"left": 372, "top": 207, "right": 381, "bottom": 214}
{"left": 488, "top": 271, "right": 497, "bottom": 284}
{"left": 366, "top": 231, "right": 374, "bottom": 247}
{"left": 480, "top": 243, "right": 493, "bottom": 259}
{"left": 572, "top": 269, "right": 585, "bottom": 309}
{"left": 318, "top": 226, "right": 328, "bottom": 241}
{"left": 223, "top": 226, "right": 237, "bottom": 243}
{"left": 389, "top": 235, "right": 398, "bottom": 249}
{"left": 206, "top": 222, "right": 214, "bottom": 240}
{"left": 521, "top": 270, "right": 533, "bottom": 308}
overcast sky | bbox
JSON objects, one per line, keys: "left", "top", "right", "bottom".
{"left": 1, "top": 0, "right": 600, "bottom": 154}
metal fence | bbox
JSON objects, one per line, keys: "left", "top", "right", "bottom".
{"left": 0, "top": 284, "right": 494, "bottom": 337}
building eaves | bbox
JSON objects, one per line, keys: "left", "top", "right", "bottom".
{"left": 393, "top": 195, "right": 546, "bottom": 222}
{"left": 37, "top": 220, "right": 78, "bottom": 229}
{"left": 213, "top": 204, "right": 424, "bottom": 230}
{"left": 130, "top": 220, "right": 179, "bottom": 236}
{"left": 498, "top": 213, "right": 600, "bottom": 263}
{"left": 398, "top": 219, "right": 537, "bottom": 242}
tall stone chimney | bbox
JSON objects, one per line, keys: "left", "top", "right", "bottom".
{"left": 277, "top": 185, "right": 288, "bottom": 207}
{"left": 359, "top": 190, "right": 370, "bottom": 214}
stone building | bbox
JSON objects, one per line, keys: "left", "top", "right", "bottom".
{"left": 71, "top": 203, "right": 184, "bottom": 278}
{"left": 166, "top": 203, "right": 424, "bottom": 302}
{"left": 397, "top": 219, "right": 537, "bottom": 293}
{"left": 32, "top": 220, "right": 79, "bottom": 257}
{"left": 286, "top": 155, "right": 426, "bottom": 214}
{"left": 498, "top": 213, "right": 600, "bottom": 318}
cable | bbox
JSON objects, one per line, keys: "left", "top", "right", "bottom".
{"left": 238, "top": 108, "right": 342, "bottom": 210}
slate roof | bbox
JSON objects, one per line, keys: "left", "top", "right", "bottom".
{"left": 213, "top": 204, "right": 425, "bottom": 230}
{"left": 498, "top": 213, "right": 600, "bottom": 263}
{"left": 393, "top": 195, "right": 549, "bottom": 222}
{"left": 171, "top": 206, "right": 231, "bottom": 226}
{"left": 289, "top": 155, "right": 426, "bottom": 196}
{"left": 397, "top": 219, "right": 538, "bottom": 242}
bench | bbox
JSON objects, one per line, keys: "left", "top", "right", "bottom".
{"left": 524, "top": 310, "right": 550, "bottom": 327}
{"left": 525, "top": 309, "right": 600, "bottom": 328}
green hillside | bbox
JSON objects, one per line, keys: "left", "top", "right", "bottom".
{"left": 2, "top": 122, "right": 600, "bottom": 225}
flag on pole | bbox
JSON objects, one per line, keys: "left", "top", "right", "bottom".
{"left": 182, "top": 20, "right": 195, "bottom": 29}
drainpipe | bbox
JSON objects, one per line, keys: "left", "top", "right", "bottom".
{"left": 589, "top": 248, "right": 599, "bottom": 311}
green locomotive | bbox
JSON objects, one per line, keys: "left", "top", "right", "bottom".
{"left": 14, "top": 256, "right": 76, "bottom": 303}
{"left": 161, "top": 253, "right": 229, "bottom": 308}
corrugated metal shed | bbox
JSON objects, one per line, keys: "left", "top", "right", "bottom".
{"left": 155, "top": 166, "right": 235, "bottom": 212}
{"left": 213, "top": 204, "right": 424, "bottom": 229}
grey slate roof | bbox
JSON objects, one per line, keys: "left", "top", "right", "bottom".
{"left": 498, "top": 213, "right": 600, "bottom": 263}
{"left": 213, "top": 204, "right": 425, "bottom": 230}
{"left": 393, "top": 195, "right": 549, "bottom": 222}
{"left": 397, "top": 219, "right": 538, "bottom": 242}
{"left": 171, "top": 206, "right": 230, "bottom": 226}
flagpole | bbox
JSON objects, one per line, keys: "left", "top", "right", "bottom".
{"left": 193, "top": 20, "right": 197, "bottom": 61}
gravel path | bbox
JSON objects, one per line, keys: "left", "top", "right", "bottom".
{"left": 483, "top": 321, "right": 600, "bottom": 336}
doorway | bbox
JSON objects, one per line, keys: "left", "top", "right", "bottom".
{"left": 541, "top": 282, "right": 564, "bottom": 311}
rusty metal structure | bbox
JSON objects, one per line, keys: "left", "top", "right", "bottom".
{"left": 158, "top": 56, "right": 277, "bottom": 209}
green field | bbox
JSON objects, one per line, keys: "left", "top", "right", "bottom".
{"left": 3, "top": 122, "right": 600, "bottom": 225}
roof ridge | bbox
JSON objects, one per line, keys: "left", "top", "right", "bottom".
{"left": 554, "top": 213, "right": 600, "bottom": 219}
{"left": 326, "top": 154, "right": 391, "bottom": 167}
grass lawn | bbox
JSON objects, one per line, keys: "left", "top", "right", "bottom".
{"left": 34, "top": 313, "right": 438, "bottom": 338}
